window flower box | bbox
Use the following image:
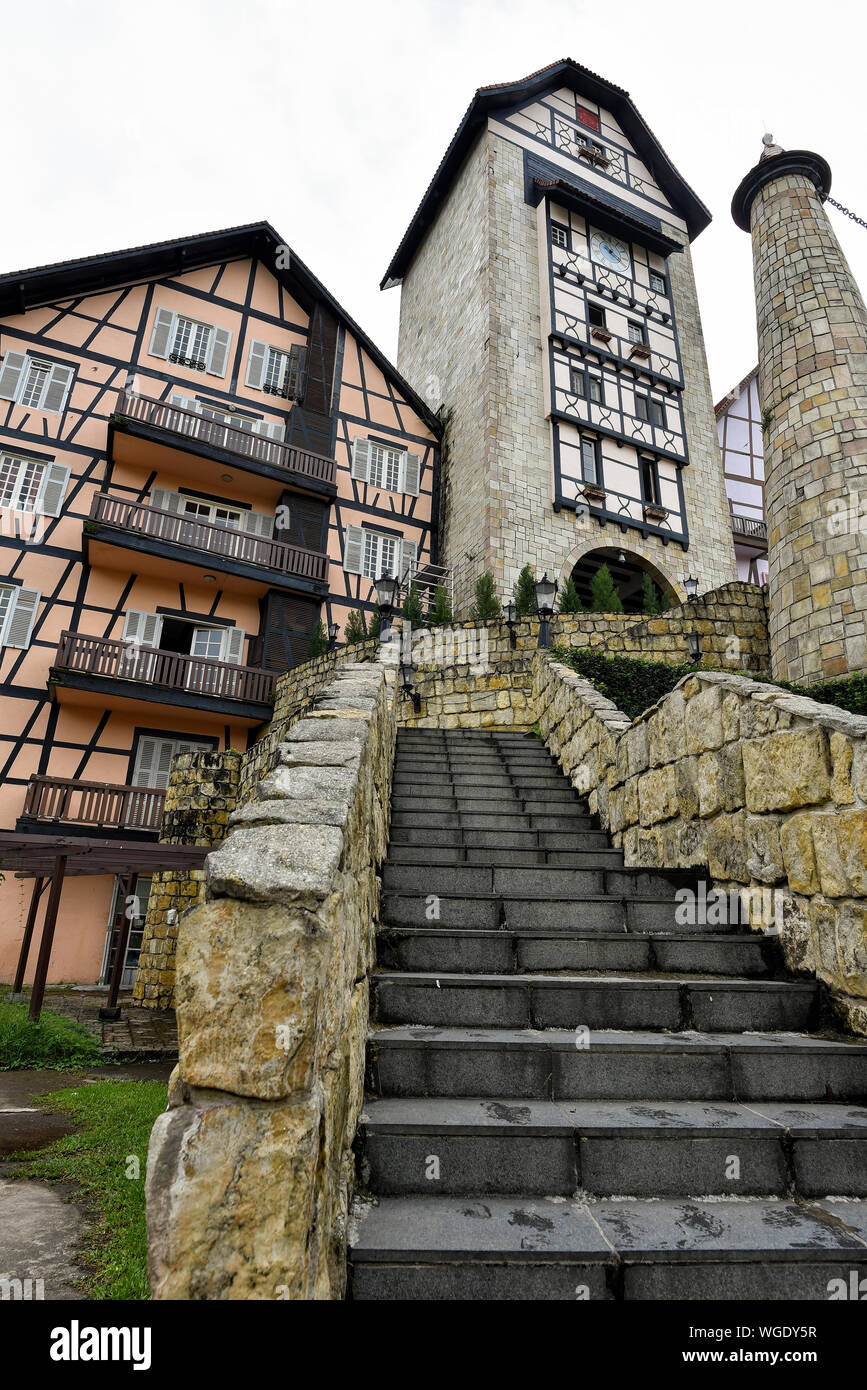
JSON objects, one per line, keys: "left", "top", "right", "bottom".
{"left": 582, "top": 485, "right": 607, "bottom": 507}
{"left": 644, "top": 504, "right": 667, "bottom": 523}
{"left": 591, "top": 327, "right": 613, "bottom": 345}
{"left": 629, "top": 344, "right": 652, "bottom": 361}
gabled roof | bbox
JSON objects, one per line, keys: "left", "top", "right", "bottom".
{"left": 381, "top": 58, "right": 711, "bottom": 288}
{"left": 714, "top": 365, "right": 759, "bottom": 420}
{"left": 0, "top": 222, "right": 441, "bottom": 434}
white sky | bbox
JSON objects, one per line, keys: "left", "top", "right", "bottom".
{"left": 5, "top": 0, "right": 867, "bottom": 404}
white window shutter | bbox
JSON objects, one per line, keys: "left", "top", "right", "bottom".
{"left": 399, "top": 537, "right": 418, "bottom": 582}
{"left": 221, "top": 627, "right": 245, "bottom": 664}
{"left": 149, "top": 488, "right": 184, "bottom": 514}
{"left": 401, "top": 451, "right": 421, "bottom": 497}
{"left": 122, "top": 610, "right": 163, "bottom": 648}
{"left": 0, "top": 350, "right": 28, "bottom": 401}
{"left": 132, "top": 737, "right": 160, "bottom": 787}
{"left": 254, "top": 419, "right": 285, "bottom": 441}
{"left": 351, "top": 438, "right": 371, "bottom": 482}
{"left": 245, "top": 340, "right": 268, "bottom": 389}
{"left": 3, "top": 587, "right": 40, "bottom": 648}
{"left": 241, "top": 509, "right": 274, "bottom": 538}
{"left": 343, "top": 524, "right": 365, "bottom": 574}
{"left": 149, "top": 308, "right": 176, "bottom": 359}
{"left": 36, "top": 462, "right": 71, "bottom": 517}
{"left": 41, "top": 362, "right": 75, "bottom": 414}
{"left": 207, "top": 327, "right": 232, "bottom": 378}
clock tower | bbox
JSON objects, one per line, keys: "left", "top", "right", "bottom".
{"left": 383, "top": 59, "right": 738, "bottom": 611}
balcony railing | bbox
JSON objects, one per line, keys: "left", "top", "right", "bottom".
{"left": 89, "top": 492, "right": 329, "bottom": 583}
{"left": 113, "top": 390, "right": 337, "bottom": 488}
{"left": 22, "top": 775, "right": 166, "bottom": 832}
{"left": 731, "top": 513, "right": 768, "bottom": 542}
{"left": 54, "top": 631, "right": 276, "bottom": 706}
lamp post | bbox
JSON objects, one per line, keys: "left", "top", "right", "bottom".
{"left": 503, "top": 600, "right": 518, "bottom": 650}
{"left": 327, "top": 621, "right": 339, "bottom": 651}
{"left": 399, "top": 662, "right": 422, "bottom": 715}
{"left": 375, "top": 573, "right": 401, "bottom": 644}
{"left": 687, "top": 630, "right": 703, "bottom": 663}
{"left": 533, "top": 573, "right": 558, "bottom": 648}
{"left": 685, "top": 575, "right": 699, "bottom": 601}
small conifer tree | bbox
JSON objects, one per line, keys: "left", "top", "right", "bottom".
{"left": 557, "top": 575, "right": 583, "bottom": 614}
{"left": 429, "top": 584, "right": 453, "bottom": 626}
{"left": 590, "top": 563, "right": 623, "bottom": 613}
{"left": 470, "top": 571, "right": 502, "bottom": 621}
{"left": 513, "top": 564, "right": 537, "bottom": 617}
{"left": 402, "top": 583, "right": 425, "bottom": 627}
{"left": 344, "top": 610, "right": 368, "bottom": 645}
{"left": 368, "top": 608, "right": 382, "bottom": 640}
{"left": 641, "top": 572, "right": 662, "bottom": 616}
{"left": 308, "top": 619, "right": 328, "bottom": 658}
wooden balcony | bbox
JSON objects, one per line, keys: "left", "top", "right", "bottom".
{"left": 86, "top": 492, "right": 329, "bottom": 593}
{"left": 109, "top": 390, "right": 337, "bottom": 497}
{"left": 731, "top": 513, "right": 768, "bottom": 543}
{"left": 21, "top": 775, "right": 166, "bottom": 834}
{"left": 50, "top": 631, "right": 275, "bottom": 724}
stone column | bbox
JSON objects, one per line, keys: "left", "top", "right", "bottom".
{"left": 732, "top": 144, "right": 867, "bottom": 684}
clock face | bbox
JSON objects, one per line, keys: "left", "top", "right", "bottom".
{"left": 590, "top": 231, "right": 631, "bottom": 273}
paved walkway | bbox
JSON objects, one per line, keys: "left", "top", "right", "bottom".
{"left": 22, "top": 990, "right": 178, "bottom": 1057}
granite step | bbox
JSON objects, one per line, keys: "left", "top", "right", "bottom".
{"left": 381, "top": 892, "right": 732, "bottom": 934}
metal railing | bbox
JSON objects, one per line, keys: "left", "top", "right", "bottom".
{"left": 23, "top": 775, "right": 166, "bottom": 832}
{"left": 54, "top": 631, "right": 275, "bottom": 705}
{"left": 89, "top": 492, "right": 328, "bottom": 582}
{"left": 113, "top": 390, "right": 337, "bottom": 487}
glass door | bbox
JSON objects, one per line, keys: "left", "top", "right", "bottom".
{"left": 99, "top": 875, "right": 152, "bottom": 991}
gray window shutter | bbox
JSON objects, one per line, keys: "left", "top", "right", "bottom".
{"left": 132, "top": 737, "right": 160, "bottom": 787}
{"left": 207, "top": 327, "right": 232, "bottom": 377}
{"left": 154, "top": 741, "right": 178, "bottom": 788}
{"left": 0, "top": 350, "right": 28, "bottom": 401}
{"left": 41, "top": 362, "right": 75, "bottom": 414}
{"left": 401, "top": 450, "right": 421, "bottom": 497}
{"left": 285, "top": 345, "right": 306, "bottom": 398}
{"left": 122, "top": 610, "right": 163, "bottom": 648}
{"left": 221, "top": 627, "right": 245, "bottom": 664}
{"left": 149, "top": 488, "right": 184, "bottom": 514}
{"left": 241, "top": 509, "right": 274, "bottom": 538}
{"left": 245, "top": 340, "right": 268, "bottom": 389}
{"left": 253, "top": 419, "right": 285, "bottom": 441}
{"left": 3, "top": 586, "right": 40, "bottom": 648}
{"left": 343, "top": 524, "right": 365, "bottom": 574}
{"left": 399, "top": 537, "right": 418, "bottom": 582}
{"left": 36, "top": 462, "right": 71, "bottom": 517}
{"left": 149, "top": 308, "right": 176, "bottom": 359}
{"left": 351, "top": 437, "right": 371, "bottom": 482}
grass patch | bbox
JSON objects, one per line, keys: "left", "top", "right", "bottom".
{"left": 0, "top": 1000, "right": 102, "bottom": 1070}
{"left": 11, "top": 1080, "right": 168, "bottom": 1299}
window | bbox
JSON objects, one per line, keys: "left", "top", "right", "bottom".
{"left": 581, "top": 438, "right": 599, "bottom": 486}
{"left": 0, "top": 583, "right": 41, "bottom": 649}
{"left": 169, "top": 395, "right": 285, "bottom": 441}
{"left": 642, "top": 457, "right": 662, "bottom": 507}
{"left": 148, "top": 308, "right": 232, "bottom": 377}
{"left": 588, "top": 304, "right": 606, "bottom": 330}
{"left": 0, "top": 453, "right": 70, "bottom": 517}
{"left": 569, "top": 367, "right": 585, "bottom": 398}
{"left": 350, "top": 437, "right": 421, "bottom": 497}
{"left": 246, "top": 341, "right": 306, "bottom": 400}
{"left": 588, "top": 376, "right": 603, "bottom": 404}
{"left": 132, "top": 736, "right": 211, "bottom": 790}
{"left": 551, "top": 224, "right": 568, "bottom": 250}
{"left": 572, "top": 369, "right": 603, "bottom": 404}
{"left": 578, "top": 135, "right": 605, "bottom": 155}
{"left": 636, "top": 394, "right": 665, "bottom": 428}
{"left": 577, "top": 104, "right": 600, "bottom": 132}
{"left": 0, "top": 350, "right": 75, "bottom": 414}
{"left": 649, "top": 270, "right": 666, "bottom": 294}
{"left": 627, "top": 321, "right": 646, "bottom": 346}
{"left": 342, "top": 524, "right": 417, "bottom": 582}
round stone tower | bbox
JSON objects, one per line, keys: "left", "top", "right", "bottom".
{"left": 733, "top": 143, "right": 867, "bottom": 684}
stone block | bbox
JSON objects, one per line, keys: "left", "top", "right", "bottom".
{"left": 743, "top": 729, "right": 831, "bottom": 812}
{"left": 637, "top": 766, "right": 678, "bottom": 825}
{"left": 207, "top": 823, "right": 344, "bottom": 908}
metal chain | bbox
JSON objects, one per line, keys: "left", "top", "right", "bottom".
{"left": 826, "top": 195, "right": 867, "bottom": 229}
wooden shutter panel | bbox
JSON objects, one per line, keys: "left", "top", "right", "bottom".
{"left": 148, "top": 488, "right": 184, "bottom": 515}
{"left": 0, "top": 350, "right": 28, "bottom": 401}
{"left": 149, "top": 308, "right": 176, "bottom": 359}
{"left": 245, "top": 340, "right": 268, "bottom": 389}
{"left": 122, "top": 610, "right": 163, "bottom": 648}
{"left": 351, "top": 437, "right": 371, "bottom": 482}
{"left": 254, "top": 419, "right": 285, "bottom": 441}
{"left": 3, "top": 586, "right": 40, "bottom": 648}
{"left": 285, "top": 345, "right": 306, "bottom": 399}
{"left": 41, "top": 362, "right": 75, "bottom": 414}
{"left": 221, "top": 627, "right": 245, "bottom": 664}
{"left": 36, "top": 462, "right": 71, "bottom": 517}
{"left": 207, "top": 327, "right": 232, "bottom": 378}
{"left": 132, "top": 737, "right": 160, "bottom": 787}
{"left": 401, "top": 451, "right": 421, "bottom": 497}
{"left": 241, "top": 509, "right": 274, "bottom": 539}
{"left": 399, "top": 537, "right": 418, "bottom": 582}
{"left": 343, "top": 524, "right": 364, "bottom": 574}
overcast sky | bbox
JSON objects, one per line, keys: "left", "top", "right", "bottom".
{"left": 5, "top": 0, "right": 866, "bottom": 404}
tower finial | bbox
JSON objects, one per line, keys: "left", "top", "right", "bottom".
{"left": 760, "top": 132, "right": 784, "bottom": 161}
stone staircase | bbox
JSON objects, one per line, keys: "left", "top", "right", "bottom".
{"left": 349, "top": 728, "right": 867, "bottom": 1300}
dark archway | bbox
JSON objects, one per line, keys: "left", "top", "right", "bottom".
{"left": 570, "top": 547, "right": 677, "bottom": 614}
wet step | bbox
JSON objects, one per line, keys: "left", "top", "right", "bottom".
{"left": 381, "top": 864, "right": 696, "bottom": 899}
{"left": 390, "top": 811, "right": 599, "bottom": 832}
{"left": 376, "top": 928, "right": 780, "bottom": 977}
{"left": 381, "top": 892, "right": 732, "bottom": 934}
{"left": 349, "top": 1195, "right": 867, "bottom": 1301}
{"left": 385, "top": 845, "right": 625, "bottom": 869}
{"left": 367, "top": 1027, "right": 867, "bottom": 1102}
{"left": 358, "top": 1097, "right": 867, "bottom": 1198}
{"left": 371, "top": 972, "right": 818, "bottom": 1033}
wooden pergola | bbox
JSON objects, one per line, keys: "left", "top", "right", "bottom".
{"left": 1, "top": 834, "right": 209, "bottom": 1022}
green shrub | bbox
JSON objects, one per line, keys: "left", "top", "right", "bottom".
{"left": 402, "top": 583, "right": 425, "bottom": 627}
{"left": 344, "top": 610, "right": 368, "bottom": 645}
{"left": 590, "top": 563, "right": 622, "bottom": 613}
{"left": 557, "top": 575, "right": 583, "bottom": 614}
{"left": 470, "top": 571, "right": 502, "bottom": 622}
{"left": 308, "top": 619, "right": 328, "bottom": 658}
{"left": 550, "top": 646, "right": 698, "bottom": 719}
{"left": 429, "top": 584, "right": 453, "bottom": 626}
{"left": 513, "top": 564, "right": 537, "bottom": 617}
{"left": 368, "top": 608, "right": 382, "bottom": 640}
{"left": 0, "top": 1001, "right": 102, "bottom": 1070}
{"left": 641, "top": 572, "right": 663, "bottom": 616}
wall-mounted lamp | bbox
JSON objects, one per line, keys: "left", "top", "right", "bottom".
{"left": 687, "top": 630, "right": 703, "bottom": 662}
{"left": 328, "top": 621, "right": 339, "bottom": 650}
{"left": 399, "top": 662, "right": 422, "bottom": 714}
{"left": 503, "top": 600, "right": 518, "bottom": 650}
{"left": 685, "top": 575, "right": 699, "bottom": 601}
{"left": 374, "top": 573, "right": 401, "bottom": 643}
{"left": 533, "top": 573, "right": 558, "bottom": 648}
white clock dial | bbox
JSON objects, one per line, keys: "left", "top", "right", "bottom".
{"left": 590, "top": 231, "right": 631, "bottom": 273}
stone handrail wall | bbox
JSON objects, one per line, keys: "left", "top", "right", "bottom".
{"left": 534, "top": 655, "right": 867, "bottom": 1036}
{"left": 146, "top": 661, "right": 398, "bottom": 1298}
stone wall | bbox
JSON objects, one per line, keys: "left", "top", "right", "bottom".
{"left": 146, "top": 662, "right": 397, "bottom": 1299}
{"left": 534, "top": 655, "right": 867, "bottom": 1036}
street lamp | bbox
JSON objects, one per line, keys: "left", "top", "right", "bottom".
{"left": 533, "top": 572, "right": 558, "bottom": 648}
{"left": 685, "top": 575, "right": 699, "bottom": 601}
{"left": 503, "top": 600, "right": 518, "bottom": 650}
{"left": 687, "top": 630, "right": 703, "bottom": 663}
{"left": 399, "top": 662, "right": 422, "bottom": 714}
{"left": 375, "top": 573, "right": 401, "bottom": 643}
{"left": 327, "top": 621, "right": 339, "bottom": 650}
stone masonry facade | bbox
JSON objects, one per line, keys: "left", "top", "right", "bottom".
{"left": 396, "top": 127, "right": 738, "bottom": 614}
{"left": 749, "top": 165, "right": 867, "bottom": 684}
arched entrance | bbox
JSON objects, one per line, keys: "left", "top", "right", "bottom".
{"left": 570, "top": 546, "right": 677, "bottom": 614}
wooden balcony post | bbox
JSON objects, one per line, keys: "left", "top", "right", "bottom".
{"left": 11, "top": 876, "right": 45, "bottom": 997}
{"left": 28, "top": 856, "right": 67, "bottom": 1023}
